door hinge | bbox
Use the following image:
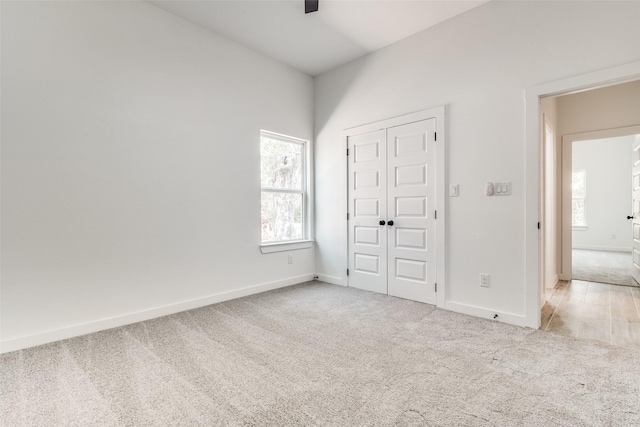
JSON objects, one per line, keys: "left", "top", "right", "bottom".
{"left": 347, "top": 213, "right": 350, "bottom": 220}
{"left": 434, "top": 132, "right": 437, "bottom": 141}
{"left": 347, "top": 148, "right": 349, "bottom": 156}
{"left": 347, "top": 269, "right": 350, "bottom": 276}
{"left": 435, "top": 283, "right": 437, "bottom": 292}
{"left": 434, "top": 210, "right": 437, "bottom": 219}
{"left": 538, "top": 222, "right": 540, "bottom": 230}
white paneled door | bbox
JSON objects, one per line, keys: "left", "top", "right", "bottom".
{"left": 347, "top": 130, "right": 388, "bottom": 294}
{"left": 348, "top": 119, "right": 437, "bottom": 304}
{"left": 632, "top": 137, "right": 640, "bottom": 285}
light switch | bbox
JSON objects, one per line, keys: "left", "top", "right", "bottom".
{"left": 450, "top": 184, "right": 459, "bottom": 197}
{"left": 494, "top": 182, "right": 511, "bottom": 196}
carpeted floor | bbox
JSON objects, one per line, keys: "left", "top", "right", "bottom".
{"left": 2, "top": 282, "right": 640, "bottom": 426}
{"left": 572, "top": 249, "right": 639, "bottom": 287}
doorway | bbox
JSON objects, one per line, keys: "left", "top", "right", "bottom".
{"left": 570, "top": 135, "right": 640, "bottom": 288}
{"left": 525, "top": 62, "right": 640, "bottom": 329}
{"left": 560, "top": 126, "right": 640, "bottom": 286}
{"left": 534, "top": 76, "right": 640, "bottom": 344}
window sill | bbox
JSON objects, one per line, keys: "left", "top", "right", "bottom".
{"left": 573, "top": 226, "right": 588, "bottom": 231}
{"left": 260, "top": 240, "right": 314, "bottom": 254}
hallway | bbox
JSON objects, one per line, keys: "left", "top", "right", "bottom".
{"left": 542, "top": 280, "right": 640, "bottom": 348}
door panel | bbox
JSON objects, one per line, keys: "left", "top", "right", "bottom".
{"left": 633, "top": 137, "right": 640, "bottom": 285}
{"left": 395, "top": 196, "right": 427, "bottom": 217}
{"left": 348, "top": 130, "right": 387, "bottom": 294}
{"left": 395, "top": 228, "right": 426, "bottom": 250}
{"left": 395, "top": 164, "right": 426, "bottom": 186}
{"left": 354, "top": 226, "right": 380, "bottom": 245}
{"left": 387, "top": 119, "right": 436, "bottom": 304}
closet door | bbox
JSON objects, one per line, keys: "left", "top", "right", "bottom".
{"left": 387, "top": 119, "right": 437, "bottom": 304}
{"left": 347, "top": 130, "right": 388, "bottom": 294}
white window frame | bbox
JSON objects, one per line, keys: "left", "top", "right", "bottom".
{"left": 572, "top": 169, "right": 587, "bottom": 230}
{"left": 259, "top": 130, "right": 313, "bottom": 253}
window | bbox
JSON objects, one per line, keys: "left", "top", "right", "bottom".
{"left": 572, "top": 170, "right": 586, "bottom": 227}
{"left": 260, "top": 130, "right": 309, "bottom": 244}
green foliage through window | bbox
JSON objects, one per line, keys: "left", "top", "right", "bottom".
{"left": 572, "top": 171, "right": 586, "bottom": 226}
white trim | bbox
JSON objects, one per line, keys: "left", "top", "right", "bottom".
{"left": 572, "top": 245, "right": 631, "bottom": 253}
{"left": 260, "top": 129, "right": 308, "bottom": 145}
{"left": 444, "top": 301, "right": 528, "bottom": 328}
{"left": 260, "top": 240, "right": 314, "bottom": 253}
{"left": 260, "top": 130, "right": 311, "bottom": 244}
{"left": 0, "top": 274, "right": 315, "bottom": 354}
{"left": 525, "top": 61, "right": 640, "bottom": 329}
{"left": 572, "top": 226, "right": 588, "bottom": 231}
{"left": 344, "top": 108, "right": 443, "bottom": 135}
{"left": 342, "top": 106, "right": 446, "bottom": 308}
{"left": 315, "top": 274, "right": 344, "bottom": 286}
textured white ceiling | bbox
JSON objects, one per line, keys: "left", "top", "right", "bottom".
{"left": 149, "top": 0, "right": 490, "bottom": 76}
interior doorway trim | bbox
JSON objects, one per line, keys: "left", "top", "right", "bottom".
{"left": 342, "top": 106, "right": 446, "bottom": 308}
{"left": 560, "top": 125, "right": 640, "bottom": 281}
{"left": 525, "top": 61, "right": 640, "bottom": 329}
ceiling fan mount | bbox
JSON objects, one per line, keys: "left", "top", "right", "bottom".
{"left": 305, "top": 0, "right": 319, "bottom": 14}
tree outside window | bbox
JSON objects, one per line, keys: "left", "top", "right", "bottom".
{"left": 572, "top": 170, "right": 586, "bottom": 227}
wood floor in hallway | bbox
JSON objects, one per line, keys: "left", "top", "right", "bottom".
{"left": 542, "top": 280, "right": 640, "bottom": 348}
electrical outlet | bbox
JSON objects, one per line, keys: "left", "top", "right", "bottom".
{"left": 480, "top": 274, "right": 490, "bottom": 288}
{"left": 288, "top": 255, "right": 293, "bottom": 264}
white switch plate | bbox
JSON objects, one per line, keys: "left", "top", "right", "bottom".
{"left": 494, "top": 182, "right": 511, "bottom": 196}
{"left": 450, "top": 184, "right": 459, "bottom": 197}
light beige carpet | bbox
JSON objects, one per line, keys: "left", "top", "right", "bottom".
{"left": 2, "top": 282, "right": 640, "bottom": 426}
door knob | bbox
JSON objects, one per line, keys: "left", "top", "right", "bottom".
{"left": 628, "top": 215, "right": 635, "bottom": 220}
{"left": 379, "top": 220, "right": 386, "bottom": 226}
{"left": 387, "top": 220, "right": 394, "bottom": 226}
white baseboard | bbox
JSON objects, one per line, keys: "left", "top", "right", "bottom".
{"left": 545, "top": 274, "right": 559, "bottom": 289}
{"left": 573, "top": 245, "right": 631, "bottom": 253}
{"left": 444, "top": 301, "right": 530, "bottom": 328}
{"left": 315, "top": 274, "right": 344, "bottom": 286}
{"left": 0, "top": 274, "right": 315, "bottom": 354}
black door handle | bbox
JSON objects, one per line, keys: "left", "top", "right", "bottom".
{"left": 379, "top": 220, "right": 386, "bottom": 226}
{"left": 628, "top": 215, "right": 634, "bottom": 220}
{"left": 387, "top": 220, "right": 394, "bottom": 226}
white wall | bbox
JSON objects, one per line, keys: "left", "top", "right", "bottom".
{"left": 1, "top": 1, "right": 314, "bottom": 350}
{"left": 572, "top": 136, "right": 635, "bottom": 252}
{"left": 314, "top": 0, "right": 640, "bottom": 324}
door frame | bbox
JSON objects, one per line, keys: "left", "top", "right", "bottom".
{"left": 342, "top": 106, "right": 446, "bottom": 308}
{"left": 559, "top": 125, "right": 640, "bottom": 281}
{"left": 525, "top": 61, "right": 640, "bottom": 329}
{"left": 542, "top": 115, "right": 558, "bottom": 293}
